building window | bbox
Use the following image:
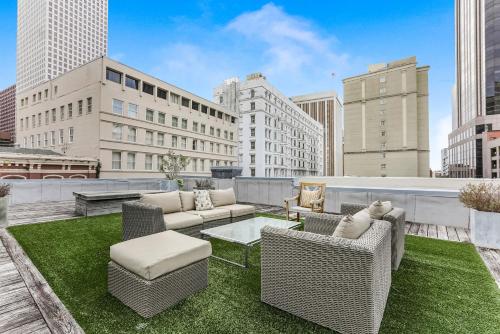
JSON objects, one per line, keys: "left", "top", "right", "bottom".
{"left": 78, "top": 100, "right": 83, "bottom": 116}
{"left": 217, "top": 129, "right": 221, "bottom": 137}
{"left": 128, "top": 127, "right": 137, "bottom": 142}
{"left": 112, "top": 152, "right": 122, "bottom": 169}
{"left": 68, "top": 103, "right": 73, "bottom": 118}
{"left": 250, "top": 154, "right": 255, "bottom": 164}
{"left": 210, "top": 108, "right": 216, "bottom": 117}
{"left": 381, "top": 131, "right": 386, "bottom": 137}
{"left": 127, "top": 153, "right": 136, "bottom": 169}
{"left": 171, "top": 135, "right": 178, "bottom": 148}
{"left": 37, "top": 134, "right": 41, "bottom": 147}
{"left": 44, "top": 132, "right": 48, "bottom": 147}
{"left": 128, "top": 103, "right": 138, "bottom": 118}
{"left": 181, "top": 97, "right": 190, "bottom": 108}
{"left": 170, "top": 93, "right": 180, "bottom": 104}
{"left": 69, "top": 127, "right": 74, "bottom": 143}
{"left": 224, "top": 130, "right": 228, "bottom": 139}
{"left": 142, "top": 82, "right": 154, "bottom": 95}
{"left": 158, "top": 112, "right": 165, "bottom": 124}
{"left": 144, "top": 154, "right": 153, "bottom": 171}
{"left": 112, "top": 124, "right": 122, "bottom": 140}
{"left": 192, "top": 139, "right": 197, "bottom": 151}
{"left": 38, "top": 113, "right": 42, "bottom": 126}
{"left": 30, "top": 135, "right": 34, "bottom": 148}
{"left": 201, "top": 124, "right": 206, "bottom": 133}
{"left": 193, "top": 122, "right": 198, "bottom": 132}
{"left": 250, "top": 141, "right": 255, "bottom": 150}
{"left": 59, "top": 129, "right": 64, "bottom": 144}
{"left": 250, "top": 128, "right": 255, "bottom": 137}
{"left": 87, "top": 97, "right": 92, "bottom": 113}
{"left": 146, "top": 109, "right": 154, "bottom": 122}
{"left": 181, "top": 137, "right": 187, "bottom": 149}
{"left": 218, "top": 111, "right": 223, "bottom": 119}
{"left": 158, "top": 156, "right": 164, "bottom": 171}
{"left": 250, "top": 115, "right": 255, "bottom": 124}
{"left": 250, "top": 89, "right": 255, "bottom": 98}
{"left": 125, "top": 75, "right": 139, "bottom": 90}
{"left": 60, "top": 106, "right": 65, "bottom": 120}
{"left": 381, "top": 164, "right": 386, "bottom": 170}
{"left": 181, "top": 119, "right": 188, "bottom": 129}
{"left": 250, "top": 102, "right": 255, "bottom": 110}
{"left": 210, "top": 127, "right": 214, "bottom": 136}
{"left": 201, "top": 105, "right": 208, "bottom": 114}
{"left": 172, "top": 117, "right": 178, "bottom": 127}
{"left": 145, "top": 131, "right": 153, "bottom": 145}
{"left": 157, "top": 88, "right": 167, "bottom": 100}
{"left": 157, "top": 133, "right": 165, "bottom": 146}
{"left": 230, "top": 132, "right": 234, "bottom": 140}
{"left": 192, "top": 101, "right": 199, "bottom": 111}
{"left": 250, "top": 168, "right": 255, "bottom": 177}
{"left": 106, "top": 68, "right": 122, "bottom": 84}
{"left": 112, "top": 99, "right": 123, "bottom": 115}
{"left": 210, "top": 142, "right": 214, "bottom": 152}
{"left": 51, "top": 131, "right": 56, "bottom": 146}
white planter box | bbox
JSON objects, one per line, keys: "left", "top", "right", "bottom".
{"left": 470, "top": 209, "right": 500, "bottom": 250}
{"left": 0, "top": 197, "right": 7, "bottom": 228}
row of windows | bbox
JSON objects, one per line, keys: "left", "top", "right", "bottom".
{"left": 106, "top": 67, "right": 236, "bottom": 123}
{"left": 111, "top": 151, "right": 234, "bottom": 172}
{"left": 111, "top": 99, "right": 234, "bottom": 140}
{"left": 110, "top": 124, "right": 235, "bottom": 156}
{"left": 22, "top": 127, "right": 74, "bottom": 148}
{"left": 20, "top": 98, "right": 92, "bottom": 131}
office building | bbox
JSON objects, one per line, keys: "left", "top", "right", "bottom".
{"left": 343, "top": 56, "right": 430, "bottom": 177}
{"left": 291, "top": 91, "right": 343, "bottom": 176}
{"left": 16, "top": 57, "right": 238, "bottom": 178}
{"left": 0, "top": 85, "right": 16, "bottom": 141}
{"left": 16, "top": 0, "right": 108, "bottom": 93}
{"left": 448, "top": 0, "right": 500, "bottom": 178}
{"left": 214, "top": 73, "right": 324, "bottom": 177}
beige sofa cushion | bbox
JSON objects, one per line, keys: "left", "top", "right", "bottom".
{"left": 186, "top": 208, "right": 230, "bottom": 222}
{"left": 217, "top": 204, "right": 255, "bottom": 217}
{"left": 179, "top": 191, "right": 195, "bottom": 211}
{"left": 141, "top": 191, "right": 181, "bottom": 214}
{"left": 333, "top": 210, "right": 372, "bottom": 239}
{"left": 209, "top": 188, "right": 236, "bottom": 207}
{"left": 110, "top": 230, "right": 212, "bottom": 280}
{"left": 299, "top": 189, "right": 321, "bottom": 208}
{"left": 164, "top": 212, "right": 203, "bottom": 230}
{"left": 368, "top": 200, "right": 392, "bottom": 219}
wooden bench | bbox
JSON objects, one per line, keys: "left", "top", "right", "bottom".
{"left": 74, "top": 190, "right": 162, "bottom": 217}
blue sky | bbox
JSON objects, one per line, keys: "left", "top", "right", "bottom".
{"left": 0, "top": 0, "right": 454, "bottom": 170}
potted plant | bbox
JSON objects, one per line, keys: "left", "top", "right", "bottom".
{"left": 159, "top": 150, "right": 189, "bottom": 191}
{"left": 193, "top": 178, "right": 215, "bottom": 190}
{"left": 0, "top": 184, "right": 10, "bottom": 228}
{"left": 459, "top": 183, "right": 500, "bottom": 249}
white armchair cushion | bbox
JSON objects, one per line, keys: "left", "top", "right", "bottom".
{"left": 368, "top": 200, "right": 392, "bottom": 219}
{"left": 333, "top": 210, "right": 371, "bottom": 239}
{"left": 141, "top": 191, "right": 181, "bottom": 214}
{"left": 209, "top": 188, "right": 236, "bottom": 207}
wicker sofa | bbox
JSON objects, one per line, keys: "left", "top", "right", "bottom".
{"left": 261, "top": 213, "right": 392, "bottom": 334}
{"left": 122, "top": 188, "right": 255, "bottom": 241}
{"left": 340, "top": 203, "right": 405, "bottom": 270}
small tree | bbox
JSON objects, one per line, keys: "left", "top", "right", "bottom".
{"left": 159, "top": 150, "right": 190, "bottom": 182}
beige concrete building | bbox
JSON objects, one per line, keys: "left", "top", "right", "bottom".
{"left": 343, "top": 56, "right": 430, "bottom": 177}
{"left": 16, "top": 57, "right": 238, "bottom": 178}
{"left": 291, "top": 91, "right": 343, "bottom": 176}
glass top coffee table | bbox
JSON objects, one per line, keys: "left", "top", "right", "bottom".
{"left": 200, "top": 216, "right": 300, "bottom": 268}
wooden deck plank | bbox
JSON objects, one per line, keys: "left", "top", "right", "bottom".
{"left": 418, "top": 224, "right": 429, "bottom": 237}
{"left": 456, "top": 228, "right": 470, "bottom": 243}
{"left": 3, "top": 319, "right": 51, "bottom": 334}
{"left": 0, "top": 229, "right": 84, "bottom": 334}
{"left": 436, "top": 225, "right": 448, "bottom": 240}
{"left": 427, "top": 224, "right": 438, "bottom": 239}
{"left": 408, "top": 223, "right": 420, "bottom": 235}
{"left": 446, "top": 227, "right": 460, "bottom": 242}
{"left": 0, "top": 297, "right": 37, "bottom": 317}
{"left": 0, "top": 304, "right": 44, "bottom": 333}
{"left": 404, "top": 222, "right": 411, "bottom": 234}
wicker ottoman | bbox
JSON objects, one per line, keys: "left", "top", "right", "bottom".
{"left": 108, "top": 230, "right": 212, "bottom": 318}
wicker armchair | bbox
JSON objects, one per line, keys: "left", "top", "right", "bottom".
{"left": 284, "top": 182, "right": 326, "bottom": 221}
{"left": 341, "top": 203, "right": 406, "bottom": 270}
{"left": 261, "top": 214, "right": 392, "bottom": 334}
{"left": 122, "top": 201, "right": 166, "bottom": 241}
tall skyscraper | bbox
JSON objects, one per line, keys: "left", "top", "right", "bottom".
{"left": 214, "top": 74, "right": 324, "bottom": 177}
{"left": 343, "top": 56, "right": 430, "bottom": 177}
{"left": 0, "top": 85, "right": 16, "bottom": 142}
{"left": 291, "top": 92, "right": 343, "bottom": 176}
{"left": 16, "top": 0, "right": 108, "bottom": 93}
{"left": 448, "top": 0, "right": 500, "bottom": 178}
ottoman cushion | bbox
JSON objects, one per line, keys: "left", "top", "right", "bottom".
{"left": 110, "top": 231, "right": 211, "bottom": 280}
{"left": 217, "top": 204, "right": 255, "bottom": 217}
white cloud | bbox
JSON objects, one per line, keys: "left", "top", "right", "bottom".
{"left": 430, "top": 115, "right": 451, "bottom": 170}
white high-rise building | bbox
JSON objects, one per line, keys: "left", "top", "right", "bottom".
{"left": 16, "top": 0, "right": 108, "bottom": 93}
{"left": 214, "top": 73, "right": 324, "bottom": 177}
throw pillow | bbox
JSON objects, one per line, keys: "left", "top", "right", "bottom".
{"left": 368, "top": 200, "right": 392, "bottom": 219}
{"left": 194, "top": 190, "right": 214, "bottom": 211}
{"left": 333, "top": 210, "right": 372, "bottom": 239}
{"left": 209, "top": 188, "right": 236, "bottom": 207}
{"left": 299, "top": 189, "right": 321, "bottom": 208}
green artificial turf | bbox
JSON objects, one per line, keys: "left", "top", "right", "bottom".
{"left": 8, "top": 214, "right": 500, "bottom": 334}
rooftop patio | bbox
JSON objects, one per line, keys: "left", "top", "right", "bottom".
{"left": 0, "top": 178, "right": 499, "bottom": 333}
